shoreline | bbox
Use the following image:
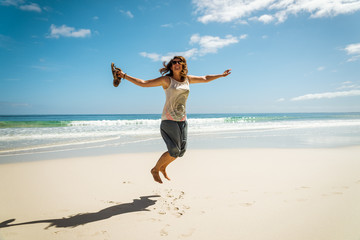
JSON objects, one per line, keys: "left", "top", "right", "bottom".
{"left": 1, "top": 147, "right": 360, "bottom": 239}
{"left": 2, "top": 124, "right": 360, "bottom": 164}
{"left": 2, "top": 142, "right": 360, "bottom": 164}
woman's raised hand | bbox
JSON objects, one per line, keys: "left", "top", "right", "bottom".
{"left": 116, "top": 69, "right": 125, "bottom": 79}
{"left": 223, "top": 69, "right": 232, "bottom": 77}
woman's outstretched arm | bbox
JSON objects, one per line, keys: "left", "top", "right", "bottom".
{"left": 116, "top": 71, "right": 169, "bottom": 88}
{"left": 188, "top": 69, "right": 231, "bottom": 84}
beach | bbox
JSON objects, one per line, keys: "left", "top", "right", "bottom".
{"left": 1, "top": 113, "right": 360, "bottom": 239}
{"left": 1, "top": 147, "right": 360, "bottom": 240}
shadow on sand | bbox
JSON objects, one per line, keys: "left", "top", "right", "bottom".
{"left": 0, "top": 195, "right": 159, "bottom": 229}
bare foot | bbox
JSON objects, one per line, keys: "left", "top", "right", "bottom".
{"left": 151, "top": 168, "right": 163, "bottom": 184}
{"left": 160, "top": 166, "right": 171, "bottom": 181}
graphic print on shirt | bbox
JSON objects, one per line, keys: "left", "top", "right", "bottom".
{"left": 169, "top": 89, "right": 189, "bottom": 121}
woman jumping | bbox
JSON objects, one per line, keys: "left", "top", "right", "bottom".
{"left": 114, "top": 56, "right": 231, "bottom": 183}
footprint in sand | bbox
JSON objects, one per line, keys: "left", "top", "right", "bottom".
{"left": 107, "top": 200, "right": 122, "bottom": 204}
{"left": 160, "top": 229, "right": 168, "bottom": 236}
{"left": 149, "top": 218, "right": 161, "bottom": 222}
{"left": 322, "top": 192, "right": 343, "bottom": 197}
{"left": 158, "top": 210, "right": 167, "bottom": 215}
{"left": 331, "top": 192, "right": 343, "bottom": 195}
{"left": 321, "top": 183, "right": 356, "bottom": 197}
{"left": 153, "top": 189, "right": 189, "bottom": 217}
{"left": 295, "top": 186, "right": 311, "bottom": 191}
{"left": 239, "top": 201, "right": 255, "bottom": 207}
{"left": 180, "top": 228, "right": 196, "bottom": 238}
{"left": 160, "top": 224, "right": 170, "bottom": 236}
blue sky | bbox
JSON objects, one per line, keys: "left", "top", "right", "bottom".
{"left": 1, "top": 0, "right": 360, "bottom": 114}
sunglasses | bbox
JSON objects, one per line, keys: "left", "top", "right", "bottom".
{"left": 172, "top": 60, "right": 182, "bottom": 65}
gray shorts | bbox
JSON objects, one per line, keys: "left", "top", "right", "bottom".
{"left": 160, "top": 120, "right": 188, "bottom": 158}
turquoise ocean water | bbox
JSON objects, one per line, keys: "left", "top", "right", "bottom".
{"left": 1, "top": 113, "right": 360, "bottom": 158}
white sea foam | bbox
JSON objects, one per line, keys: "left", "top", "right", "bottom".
{"left": 1, "top": 115, "right": 360, "bottom": 156}
{"left": 68, "top": 119, "right": 161, "bottom": 127}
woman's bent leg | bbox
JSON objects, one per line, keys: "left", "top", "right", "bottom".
{"left": 159, "top": 153, "right": 177, "bottom": 181}
{"left": 151, "top": 151, "right": 176, "bottom": 183}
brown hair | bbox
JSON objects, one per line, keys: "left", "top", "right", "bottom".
{"left": 159, "top": 56, "right": 188, "bottom": 81}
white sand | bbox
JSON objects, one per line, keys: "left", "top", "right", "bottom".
{"left": 1, "top": 147, "right": 360, "bottom": 240}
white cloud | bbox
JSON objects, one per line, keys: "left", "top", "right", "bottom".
{"left": 344, "top": 42, "right": 360, "bottom": 62}
{"left": 239, "top": 34, "right": 248, "bottom": 39}
{"left": 190, "top": 34, "right": 240, "bottom": 55}
{"left": 140, "top": 33, "right": 245, "bottom": 62}
{"left": 276, "top": 98, "right": 285, "bottom": 102}
{"left": 291, "top": 89, "right": 360, "bottom": 101}
{"left": 258, "top": 14, "right": 275, "bottom": 23}
{"left": 140, "top": 49, "right": 198, "bottom": 62}
{"left": 193, "top": 0, "right": 273, "bottom": 23}
{"left": 345, "top": 43, "right": 360, "bottom": 54}
{"left": 139, "top": 52, "right": 161, "bottom": 61}
{"left": 347, "top": 55, "right": 360, "bottom": 62}
{"left": 1, "top": 0, "right": 42, "bottom": 12}
{"left": 19, "top": 2, "right": 41, "bottom": 12}
{"left": 166, "top": 48, "right": 199, "bottom": 61}
{"left": 317, "top": 66, "right": 325, "bottom": 71}
{"left": 192, "top": 0, "right": 360, "bottom": 24}
{"left": 47, "top": 24, "right": 91, "bottom": 39}
{"left": 120, "top": 10, "right": 134, "bottom": 18}
{"left": 337, "top": 81, "right": 360, "bottom": 90}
